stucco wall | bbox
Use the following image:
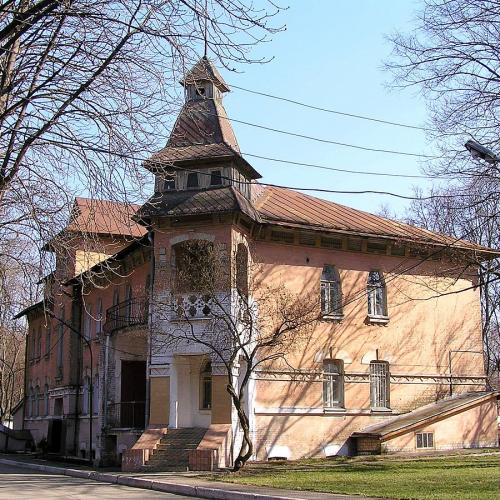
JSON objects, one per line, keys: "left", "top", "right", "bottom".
{"left": 382, "top": 399, "right": 499, "bottom": 452}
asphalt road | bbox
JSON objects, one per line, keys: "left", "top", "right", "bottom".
{"left": 0, "top": 463, "right": 200, "bottom": 499}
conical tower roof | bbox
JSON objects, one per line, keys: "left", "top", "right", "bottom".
{"left": 145, "top": 57, "right": 260, "bottom": 180}
{"left": 181, "top": 56, "right": 230, "bottom": 92}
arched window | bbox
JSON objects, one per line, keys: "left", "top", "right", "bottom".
{"left": 45, "top": 323, "right": 51, "bottom": 357}
{"left": 367, "top": 270, "right": 387, "bottom": 318}
{"left": 27, "top": 387, "right": 34, "bottom": 417}
{"left": 82, "top": 376, "right": 90, "bottom": 415}
{"left": 320, "top": 265, "right": 343, "bottom": 317}
{"left": 37, "top": 327, "right": 42, "bottom": 359}
{"left": 83, "top": 304, "right": 92, "bottom": 340}
{"left": 370, "top": 361, "right": 390, "bottom": 409}
{"left": 113, "top": 288, "right": 120, "bottom": 307}
{"left": 236, "top": 243, "right": 249, "bottom": 298}
{"left": 174, "top": 240, "right": 214, "bottom": 293}
{"left": 125, "top": 284, "right": 132, "bottom": 321}
{"left": 34, "top": 385, "right": 40, "bottom": 417}
{"left": 56, "top": 306, "right": 65, "bottom": 376}
{"left": 199, "top": 361, "right": 212, "bottom": 410}
{"left": 93, "top": 374, "right": 99, "bottom": 415}
{"left": 323, "top": 359, "right": 344, "bottom": 408}
{"left": 95, "top": 298, "right": 103, "bottom": 335}
{"left": 44, "top": 384, "right": 49, "bottom": 416}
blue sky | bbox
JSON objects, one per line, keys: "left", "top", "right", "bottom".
{"left": 221, "top": 1, "right": 435, "bottom": 216}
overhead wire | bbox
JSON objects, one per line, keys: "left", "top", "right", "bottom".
{"left": 229, "top": 84, "right": 436, "bottom": 133}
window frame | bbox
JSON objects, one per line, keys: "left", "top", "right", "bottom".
{"left": 199, "top": 361, "right": 212, "bottom": 410}
{"left": 367, "top": 270, "right": 388, "bottom": 322}
{"left": 322, "top": 359, "right": 345, "bottom": 409}
{"left": 186, "top": 172, "right": 199, "bottom": 189}
{"left": 369, "top": 360, "right": 390, "bottom": 411}
{"left": 415, "top": 432, "right": 434, "bottom": 449}
{"left": 320, "top": 265, "right": 343, "bottom": 319}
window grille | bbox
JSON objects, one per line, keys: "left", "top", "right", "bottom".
{"left": 347, "top": 239, "right": 362, "bottom": 251}
{"left": 367, "top": 241, "right": 387, "bottom": 254}
{"left": 416, "top": 432, "right": 434, "bottom": 449}
{"left": 299, "top": 233, "right": 317, "bottom": 246}
{"left": 320, "top": 236, "right": 342, "bottom": 249}
{"left": 323, "top": 359, "right": 344, "bottom": 408}
{"left": 370, "top": 361, "right": 390, "bottom": 409}
{"left": 367, "top": 270, "right": 387, "bottom": 317}
{"left": 320, "top": 265, "right": 343, "bottom": 317}
{"left": 270, "top": 230, "right": 294, "bottom": 244}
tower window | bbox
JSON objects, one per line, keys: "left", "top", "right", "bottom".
{"left": 196, "top": 86, "right": 206, "bottom": 96}
{"left": 164, "top": 176, "right": 176, "bottom": 191}
{"left": 187, "top": 172, "right": 199, "bottom": 189}
{"left": 210, "top": 170, "right": 222, "bottom": 186}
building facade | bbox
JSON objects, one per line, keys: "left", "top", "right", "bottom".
{"left": 17, "top": 57, "right": 499, "bottom": 468}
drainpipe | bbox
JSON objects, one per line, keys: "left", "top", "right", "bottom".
{"left": 145, "top": 229, "right": 155, "bottom": 428}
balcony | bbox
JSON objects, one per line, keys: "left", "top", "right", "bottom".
{"left": 174, "top": 293, "right": 213, "bottom": 319}
{"left": 104, "top": 298, "right": 148, "bottom": 333}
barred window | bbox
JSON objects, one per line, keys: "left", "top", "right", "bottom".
{"left": 323, "top": 359, "right": 344, "bottom": 408}
{"left": 320, "top": 265, "right": 343, "bottom": 317}
{"left": 367, "top": 271, "right": 387, "bottom": 317}
{"left": 370, "top": 361, "right": 390, "bottom": 409}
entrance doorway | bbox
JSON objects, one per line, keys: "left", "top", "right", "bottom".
{"left": 120, "top": 360, "right": 146, "bottom": 428}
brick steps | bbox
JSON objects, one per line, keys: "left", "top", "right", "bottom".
{"left": 143, "top": 427, "right": 206, "bottom": 471}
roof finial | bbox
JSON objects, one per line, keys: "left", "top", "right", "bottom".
{"left": 203, "top": 0, "right": 208, "bottom": 58}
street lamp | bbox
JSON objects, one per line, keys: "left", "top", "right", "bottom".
{"left": 464, "top": 139, "right": 499, "bottom": 164}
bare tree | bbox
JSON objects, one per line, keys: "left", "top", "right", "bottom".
{"left": 386, "top": 0, "right": 500, "bottom": 177}
{"left": 0, "top": 244, "right": 35, "bottom": 423}
{"left": 405, "top": 180, "right": 500, "bottom": 382}
{"left": 152, "top": 240, "right": 319, "bottom": 471}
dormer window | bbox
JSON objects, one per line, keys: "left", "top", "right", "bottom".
{"left": 187, "top": 172, "right": 199, "bottom": 189}
{"left": 210, "top": 170, "right": 222, "bottom": 186}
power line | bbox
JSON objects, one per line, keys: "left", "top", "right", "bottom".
{"left": 41, "top": 139, "right": 467, "bottom": 201}
{"left": 229, "top": 84, "right": 436, "bottom": 132}
{"left": 241, "top": 152, "right": 440, "bottom": 179}
{"left": 218, "top": 113, "right": 438, "bottom": 159}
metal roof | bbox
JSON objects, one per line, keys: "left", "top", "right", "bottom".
{"left": 352, "top": 391, "right": 499, "bottom": 440}
{"left": 255, "top": 186, "right": 495, "bottom": 253}
{"left": 181, "top": 56, "right": 230, "bottom": 92}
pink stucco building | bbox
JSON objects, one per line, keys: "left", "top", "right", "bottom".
{"left": 17, "top": 57, "right": 499, "bottom": 469}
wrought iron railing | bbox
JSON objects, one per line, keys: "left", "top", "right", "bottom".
{"left": 104, "top": 297, "right": 148, "bottom": 333}
{"left": 108, "top": 401, "right": 146, "bottom": 429}
{"left": 174, "top": 293, "right": 212, "bottom": 319}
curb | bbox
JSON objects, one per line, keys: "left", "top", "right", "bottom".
{"left": 0, "top": 458, "right": 303, "bottom": 500}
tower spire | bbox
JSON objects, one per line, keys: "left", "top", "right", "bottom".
{"left": 203, "top": 0, "right": 208, "bottom": 58}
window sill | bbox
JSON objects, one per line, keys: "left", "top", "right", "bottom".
{"left": 367, "top": 315, "right": 389, "bottom": 325}
{"left": 321, "top": 314, "right": 344, "bottom": 322}
{"left": 323, "top": 407, "right": 346, "bottom": 414}
{"left": 370, "top": 407, "right": 392, "bottom": 414}
{"left": 199, "top": 408, "right": 212, "bottom": 413}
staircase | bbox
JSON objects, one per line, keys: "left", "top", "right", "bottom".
{"left": 144, "top": 427, "right": 206, "bottom": 471}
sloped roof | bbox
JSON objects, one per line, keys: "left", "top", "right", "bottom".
{"left": 255, "top": 186, "right": 494, "bottom": 253}
{"left": 137, "top": 186, "right": 259, "bottom": 222}
{"left": 181, "top": 56, "right": 230, "bottom": 92}
{"left": 67, "top": 198, "right": 146, "bottom": 238}
{"left": 352, "top": 391, "right": 499, "bottom": 440}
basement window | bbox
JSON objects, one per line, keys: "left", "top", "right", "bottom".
{"left": 415, "top": 432, "right": 434, "bottom": 449}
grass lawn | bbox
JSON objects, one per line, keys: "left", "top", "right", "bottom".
{"left": 217, "top": 454, "right": 500, "bottom": 499}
